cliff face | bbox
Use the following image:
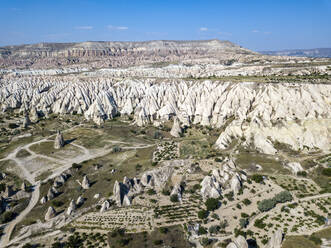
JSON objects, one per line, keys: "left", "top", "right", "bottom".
{"left": 0, "top": 40, "right": 255, "bottom": 69}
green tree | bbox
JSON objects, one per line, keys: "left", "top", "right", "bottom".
{"left": 198, "top": 209, "right": 208, "bottom": 219}
{"left": 258, "top": 199, "right": 276, "bottom": 212}
{"left": 205, "top": 198, "right": 219, "bottom": 211}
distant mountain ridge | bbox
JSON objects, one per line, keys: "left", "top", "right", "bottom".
{"left": 260, "top": 48, "right": 331, "bottom": 58}
{"left": 0, "top": 39, "right": 256, "bottom": 69}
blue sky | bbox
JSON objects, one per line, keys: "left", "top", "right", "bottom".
{"left": 0, "top": 0, "right": 330, "bottom": 51}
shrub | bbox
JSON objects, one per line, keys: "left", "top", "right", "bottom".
{"left": 159, "top": 227, "right": 168, "bottom": 234}
{"left": 161, "top": 188, "right": 170, "bottom": 196}
{"left": 239, "top": 218, "right": 249, "bottom": 228}
{"left": 198, "top": 209, "right": 208, "bottom": 219}
{"left": 243, "top": 198, "right": 252, "bottom": 206}
{"left": 205, "top": 198, "right": 219, "bottom": 211}
{"left": 153, "top": 240, "right": 163, "bottom": 245}
{"left": 258, "top": 199, "right": 276, "bottom": 212}
{"left": 170, "top": 194, "right": 179, "bottom": 202}
{"left": 322, "top": 168, "right": 331, "bottom": 177}
{"left": 153, "top": 131, "right": 163, "bottom": 139}
{"left": 309, "top": 235, "right": 322, "bottom": 245}
{"left": 198, "top": 226, "right": 208, "bottom": 235}
{"left": 8, "top": 123, "right": 18, "bottom": 129}
{"left": 1, "top": 211, "right": 16, "bottom": 224}
{"left": 200, "top": 237, "right": 211, "bottom": 246}
{"left": 251, "top": 174, "right": 264, "bottom": 183}
{"left": 225, "top": 191, "right": 234, "bottom": 201}
{"left": 254, "top": 218, "right": 266, "bottom": 229}
{"left": 52, "top": 200, "right": 64, "bottom": 207}
{"left": 112, "top": 146, "right": 121, "bottom": 153}
{"left": 297, "top": 171, "right": 307, "bottom": 177}
{"left": 72, "top": 163, "right": 82, "bottom": 170}
{"left": 274, "top": 191, "right": 293, "bottom": 203}
{"left": 209, "top": 225, "right": 220, "bottom": 234}
{"left": 147, "top": 189, "right": 156, "bottom": 195}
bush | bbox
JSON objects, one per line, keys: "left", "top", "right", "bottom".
{"left": 225, "top": 191, "right": 234, "bottom": 201}
{"left": 198, "top": 226, "right": 208, "bottom": 235}
{"left": 309, "top": 235, "right": 322, "bottom": 245}
{"left": 322, "top": 168, "right": 331, "bottom": 177}
{"left": 159, "top": 227, "right": 168, "bottom": 234}
{"left": 297, "top": 171, "right": 307, "bottom": 177}
{"left": 170, "top": 194, "right": 179, "bottom": 202}
{"left": 274, "top": 191, "right": 293, "bottom": 203}
{"left": 243, "top": 198, "right": 252, "bottom": 206}
{"left": 162, "top": 188, "right": 170, "bottom": 196}
{"left": 258, "top": 199, "right": 276, "bottom": 212}
{"left": 72, "top": 163, "right": 82, "bottom": 170}
{"left": 147, "top": 188, "right": 156, "bottom": 195}
{"left": 251, "top": 174, "right": 264, "bottom": 183}
{"left": 205, "top": 198, "right": 219, "bottom": 211}
{"left": 52, "top": 200, "right": 64, "bottom": 207}
{"left": 8, "top": 123, "right": 18, "bottom": 129}
{"left": 153, "top": 240, "right": 163, "bottom": 245}
{"left": 153, "top": 131, "right": 163, "bottom": 139}
{"left": 254, "top": 218, "right": 266, "bottom": 229}
{"left": 1, "top": 211, "right": 16, "bottom": 224}
{"left": 239, "top": 218, "right": 249, "bottom": 228}
{"left": 198, "top": 209, "right": 208, "bottom": 219}
{"left": 200, "top": 237, "right": 212, "bottom": 246}
{"left": 209, "top": 225, "right": 220, "bottom": 234}
{"left": 112, "top": 146, "right": 122, "bottom": 153}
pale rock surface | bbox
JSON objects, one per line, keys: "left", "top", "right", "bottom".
{"left": 170, "top": 117, "right": 182, "bottom": 137}
{"left": 54, "top": 130, "right": 64, "bottom": 149}
{"left": 22, "top": 114, "right": 31, "bottom": 128}
{"left": 100, "top": 200, "right": 110, "bottom": 213}
{"left": 265, "top": 230, "right": 283, "bottom": 248}
{"left": 45, "top": 206, "right": 56, "bottom": 221}
{"left": 81, "top": 175, "right": 90, "bottom": 189}
{"left": 76, "top": 196, "right": 84, "bottom": 206}
{"left": 226, "top": 235, "right": 248, "bottom": 248}
{"left": 286, "top": 162, "right": 304, "bottom": 174}
{"left": 66, "top": 200, "right": 76, "bottom": 215}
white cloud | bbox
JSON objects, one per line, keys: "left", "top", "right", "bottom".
{"left": 108, "top": 25, "right": 128, "bottom": 30}
{"left": 199, "top": 27, "right": 208, "bottom": 31}
{"left": 252, "top": 30, "right": 259, "bottom": 33}
{"left": 75, "top": 26, "right": 93, "bottom": 30}
{"left": 264, "top": 31, "right": 271, "bottom": 35}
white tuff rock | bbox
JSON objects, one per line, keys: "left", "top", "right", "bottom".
{"left": 54, "top": 130, "right": 64, "bottom": 149}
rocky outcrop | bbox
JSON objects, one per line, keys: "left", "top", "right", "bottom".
{"left": 3, "top": 185, "right": 14, "bottom": 198}
{"left": 226, "top": 235, "right": 248, "bottom": 248}
{"left": 170, "top": 183, "right": 183, "bottom": 202}
{"left": 66, "top": 200, "right": 76, "bottom": 216}
{"left": 170, "top": 117, "right": 182, "bottom": 137}
{"left": 113, "top": 165, "right": 174, "bottom": 206}
{"left": 81, "top": 175, "right": 90, "bottom": 190}
{"left": 200, "top": 159, "right": 244, "bottom": 199}
{"left": 45, "top": 206, "right": 56, "bottom": 221}
{"left": 22, "top": 114, "right": 31, "bottom": 128}
{"left": 1, "top": 70, "right": 330, "bottom": 154}
{"left": 54, "top": 130, "right": 64, "bottom": 149}
{"left": 265, "top": 230, "right": 283, "bottom": 248}
{"left": 100, "top": 200, "right": 110, "bottom": 213}
{"left": 286, "top": 162, "right": 304, "bottom": 174}
{"left": 76, "top": 196, "right": 84, "bottom": 206}
{"left": 21, "top": 182, "right": 27, "bottom": 192}
{"left": 47, "top": 188, "right": 56, "bottom": 200}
